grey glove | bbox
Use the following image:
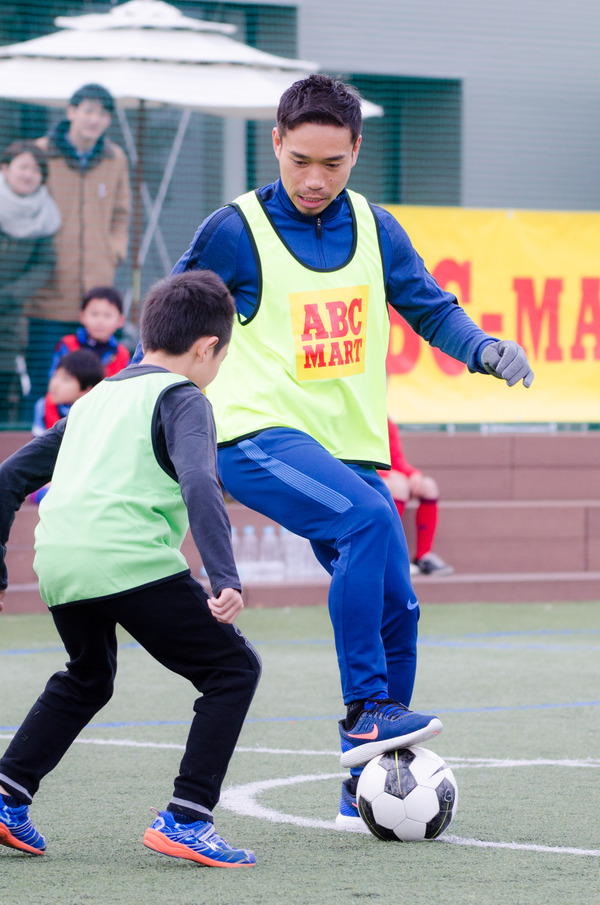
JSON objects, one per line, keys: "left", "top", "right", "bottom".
{"left": 481, "top": 340, "right": 534, "bottom": 388}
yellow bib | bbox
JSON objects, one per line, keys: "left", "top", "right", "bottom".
{"left": 207, "top": 189, "right": 390, "bottom": 466}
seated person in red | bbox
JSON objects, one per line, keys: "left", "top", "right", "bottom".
{"left": 32, "top": 349, "right": 104, "bottom": 437}
{"left": 30, "top": 350, "right": 104, "bottom": 503}
{"left": 49, "top": 286, "right": 130, "bottom": 379}
{"left": 379, "top": 418, "right": 453, "bottom": 577}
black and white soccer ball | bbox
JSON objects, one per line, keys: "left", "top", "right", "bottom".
{"left": 356, "top": 746, "right": 458, "bottom": 841}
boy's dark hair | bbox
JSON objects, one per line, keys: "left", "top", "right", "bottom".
{"left": 56, "top": 349, "right": 105, "bottom": 390}
{"left": 276, "top": 74, "right": 363, "bottom": 144}
{"left": 69, "top": 83, "right": 115, "bottom": 114}
{"left": 1, "top": 140, "right": 49, "bottom": 183}
{"left": 141, "top": 271, "right": 235, "bottom": 356}
{"left": 81, "top": 285, "right": 124, "bottom": 314}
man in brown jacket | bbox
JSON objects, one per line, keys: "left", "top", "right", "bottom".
{"left": 26, "top": 84, "right": 131, "bottom": 414}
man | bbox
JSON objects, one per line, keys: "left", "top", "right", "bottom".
{"left": 28, "top": 84, "right": 131, "bottom": 409}
{"left": 139, "top": 74, "right": 534, "bottom": 831}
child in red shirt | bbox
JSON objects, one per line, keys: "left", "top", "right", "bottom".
{"left": 49, "top": 286, "right": 130, "bottom": 379}
{"left": 379, "top": 418, "right": 453, "bottom": 576}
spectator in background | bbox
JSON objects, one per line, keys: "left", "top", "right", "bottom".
{"left": 0, "top": 140, "right": 61, "bottom": 424}
{"left": 29, "top": 349, "right": 104, "bottom": 504}
{"left": 379, "top": 418, "right": 453, "bottom": 577}
{"left": 27, "top": 84, "right": 131, "bottom": 410}
{"left": 32, "top": 349, "right": 104, "bottom": 438}
{"left": 49, "top": 286, "right": 130, "bottom": 379}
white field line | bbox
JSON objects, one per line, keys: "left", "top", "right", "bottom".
{"left": 1, "top": 735, "right": 599, "bottom": 856}
{"left": 219, "top": 772, "right": 600, "bottom": 857}
{"left": 2, "top": 734, "right": 600, "bottom": 771}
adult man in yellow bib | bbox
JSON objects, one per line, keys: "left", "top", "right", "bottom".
{"left": 137, "top": 74, "right": 534, "bottom": 831}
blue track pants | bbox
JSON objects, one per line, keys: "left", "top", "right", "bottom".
{"left": 218, "top": 428, "right": 419, "bottom": 706}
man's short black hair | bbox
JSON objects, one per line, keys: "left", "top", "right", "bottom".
{"left": 81, "top": 285, "right": 124, "bottom": 314}
{"left": 56, "top": 349, "right": 105, "bottom": 390}
{"left": 1, "top": 140, "right": 49, "bottom": 183}
{"left": 277, "top": 74, "right": 362, "bottom": 144}
{"left": 69, "top": 83, "right": 115, "bottom": 114}
{"left": 141, "top": 271, "right": 235, "bottom": 356}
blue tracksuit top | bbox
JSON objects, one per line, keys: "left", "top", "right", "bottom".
{"left": 167, "top": 179, "right": 495, "bottom": 372}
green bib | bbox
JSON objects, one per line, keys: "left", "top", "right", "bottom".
{"left": 34, "top": 371, "right": 192, "bottom": 607}
{"left": 206, "top": 189, "right": 391, "bottom": 466}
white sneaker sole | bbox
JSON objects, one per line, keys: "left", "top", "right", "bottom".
{"left": 339, "top": 718, "right": 443, "bottom": 768}
{"left": 334, "top": 813, "right": 370, "bottom": 834}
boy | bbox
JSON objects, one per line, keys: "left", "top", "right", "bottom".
{"left": 49, "top": 286, "right": 130, "bottom": 379}
{"left": 0, "top": 271, "right": 261, "bottom": 867}
{"left": 32, "top": 348, "right": 105, "bottom": 437}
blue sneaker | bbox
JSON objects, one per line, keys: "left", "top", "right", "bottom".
{"left": 143, "top": 809, "right": 256, "bottom": 868}
{"left": 0, "top": 796, "right": 46, "bottom": 855}
{"left": 339, "top": 697, "right": 443, "bottom": 768}
{"left": 334, "top": 778, "right": 369, "bottom": 834}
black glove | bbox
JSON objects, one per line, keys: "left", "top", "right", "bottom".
{"left": 481, "top": 340, "right": 534, "bottom": 388}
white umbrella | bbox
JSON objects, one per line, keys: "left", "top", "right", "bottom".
{"left": 0, "top": 1, "right": 383, "bottom": 306}
{"left": 0, "top": 0, "right": 323, "bottom": 118}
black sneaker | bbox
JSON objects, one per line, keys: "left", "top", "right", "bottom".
{"left": 414, "top": 552, "right": 454, "bottom": 576}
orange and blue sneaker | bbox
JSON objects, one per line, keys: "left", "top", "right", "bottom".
{"left": 143, "top": 809, "right": 256, "bottom": 868}
{"left": 339, "top": 695, "right": 443, "bottom": 768}
{"left": 335, "top": 777, "right": 369, "bottom": 833}
{"left": 0, "top": 795, "right": 46, "bottom": 855}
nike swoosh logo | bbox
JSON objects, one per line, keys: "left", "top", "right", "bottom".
{"left": 348, "top": 725, "right": 379, "bottom": 740}
{"left": 407, "top": 600, "right": 419, "bottom": 610}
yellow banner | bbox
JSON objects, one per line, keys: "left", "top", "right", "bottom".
{"left": 384, "top": 205, "right": 600, "bottom": 423}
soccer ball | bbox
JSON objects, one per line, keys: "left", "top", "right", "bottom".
{"left": 356, "top": 746, "right": 458, "bottom": 841}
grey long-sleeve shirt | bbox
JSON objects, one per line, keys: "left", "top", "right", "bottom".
{"left": 0, "top": 364, "right": 240, "bottom": 597}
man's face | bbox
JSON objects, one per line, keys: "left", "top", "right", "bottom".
{"left": 273, "top": 122, "right": 361, "bottom": 217}
{"left": 67, "top": 99, "right": 112, "bottom": 151}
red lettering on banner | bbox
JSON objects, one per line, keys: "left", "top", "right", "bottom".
{"left": 325, "top": 301, "right": 348, "bottom": 338}
{"left": 303, "top": 344, "right": 326, "bottom": 369}
{"left": 386, "top": 308, "right": 420, "bottom": 374}
{"left": 571, "top": 278, "right": 600, "bottom": 360}
{"left": 430, "top": 259, "right": 470, "bottom": 376}
{"left": 514, "top": 277, "right": 562, "bottom": 361}
{"left": 354, "top": 337, "right": 363, "bottom": 362}
{"left": 348, "top": 298, "right": 362, "bottom": 335}
{"left": 433, "top": 259, "right": 471, "bottom": 304}
{"left": 343, "top": 340, "right": 354, "bottom": 363}
{"left": 328, "top": 342, "right": 344, "bottom": 366}
{"left": 302, "top": 304, "right": 328, "bottom": 341}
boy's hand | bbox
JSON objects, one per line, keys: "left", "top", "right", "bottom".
{"left": 207, "top": 587, "right": 244, "bottom": 624}
{"left": 0, "top": 589, "right": 5, "bottom": 613}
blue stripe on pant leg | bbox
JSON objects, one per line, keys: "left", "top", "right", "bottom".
{"left": 238, "top": 439, "right": 352, "bottom": 513}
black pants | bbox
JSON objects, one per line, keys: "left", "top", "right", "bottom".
{"left": 0, "top": 573, "right": 261, "bottom": 820}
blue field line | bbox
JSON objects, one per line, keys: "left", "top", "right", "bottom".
{"left": 2, "top": 699, "right": 600, "bottom": 734}
{"left": 419, "top": 639, "right": 600, "bottom": 652}
{"left": 2, "top": 627, "right": 600, "bottom": 657}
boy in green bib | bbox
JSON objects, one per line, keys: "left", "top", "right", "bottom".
{"left": 0, "top": 270, "right": 261, "bottom": 867}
